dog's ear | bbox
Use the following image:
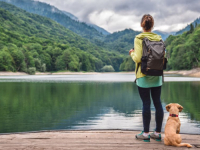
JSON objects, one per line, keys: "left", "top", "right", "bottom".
{"left": 166, "top": 104, "right": 171, "bottom": 112}
{"left": 178, "top": 105, "right": 183, "bottom": 112}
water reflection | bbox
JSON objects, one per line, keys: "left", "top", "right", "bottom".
{"left": 0, "top": 75, "right": 199, "bottom": 134}
{"left": 162, "top": 82, "right": 200, "bottom": 122}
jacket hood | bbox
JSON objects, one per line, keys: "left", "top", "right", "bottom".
{"left": 136, "top": 32, "right": 162, "bottom": 41}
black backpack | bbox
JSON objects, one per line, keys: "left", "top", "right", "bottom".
{"left": 135, "top": 37, "right": 167, "bottom": 80}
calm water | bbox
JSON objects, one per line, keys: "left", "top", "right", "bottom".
{"left": 0, "top": 74, "right": 199, "bottom": 134}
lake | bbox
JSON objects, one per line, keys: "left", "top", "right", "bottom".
{"left": 0, "top": 74, "right": 199, "bottom": 134}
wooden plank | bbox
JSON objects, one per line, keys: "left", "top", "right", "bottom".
{"left": 0, "top": 130, "right": 199, "bottom": 150}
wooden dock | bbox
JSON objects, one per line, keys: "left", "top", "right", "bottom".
{"left": 0, "top": 130, "right": 199, "bottom": 150}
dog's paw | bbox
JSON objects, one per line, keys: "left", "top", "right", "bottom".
{"left": 187, "top": 144, "right": 192, "bottom": 148}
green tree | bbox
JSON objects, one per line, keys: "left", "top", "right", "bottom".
{"left": 120, "top": 56, "right": 135, "bottom": 71}
{"left": 80, "top": 53, "right": 92, "bottom": 71}
{"left": 190, "top": 23, "right": 194, "bottom": 33}
{"left": 40, "top": 53, "right": 51, "bottom": 71}
{"left": 34, "top": 58, "right": 42, "bottom": 71}
{"left": 195, "top": 22, "right": 198, "bottom": 28}
{"left": 6, "top": 44, "right": 25, "bottom": 71}
{"left": 165, "top": 24, "right": 200, "bottom": 70}
{"left": 101, "top": 65, "right": 115, "bottom": 72}
{"left": 68, "top": 55, "right": 79, "bottom": 71}
{"left": 41, "top": 64, "right": 46, "bottom": 72}
{"left": 0, "top": 51, "right": 14, "bottom": 71}
{"left": 55, "top": 56, "right": 65, "bottom": 70}
{"left": 27, "top": 67, "right": 36, "bottom": 75}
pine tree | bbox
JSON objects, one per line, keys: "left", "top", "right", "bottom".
{"left": 195, "top": 22, "right": 198, "bottom": 28}
{"left": 190, "top": 23, "right": 194, "bottom": 33}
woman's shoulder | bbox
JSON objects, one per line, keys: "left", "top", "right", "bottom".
{"left": 135, "top": 32, "right": 162, "bottom": 41}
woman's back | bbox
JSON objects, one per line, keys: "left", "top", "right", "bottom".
{"left": 131, "top": 32, "right": 163, "bottom": 88}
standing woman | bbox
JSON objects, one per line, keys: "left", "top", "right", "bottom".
{"left": 129, "top": 14, "right": 164, "bottom": 142}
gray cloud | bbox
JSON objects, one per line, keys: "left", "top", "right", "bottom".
{"left": 37, "top": 0, "right": 200, "bottom": 33}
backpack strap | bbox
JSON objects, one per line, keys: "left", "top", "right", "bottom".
{"left": 143, "top": 37, "right": 150, "bottom": 45}
{"left": 142, "top": 38, "right": 151, "bottom": 57}
{"left": 134, "top": 62, "right": 141, "bottom": 83}
{"left": 161, "top": 39, "right": 165, "bottom": 83}
{"left": 135, "top": 37, "right": 149, "bottom": 83}
{"left": 162, "top": 73, "right": 164, "bottom": 83}
{"left": 161, "top": 39, "right": 166, "bottom": 49}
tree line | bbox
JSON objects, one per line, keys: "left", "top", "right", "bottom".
{"left": 0, "top": 3, "right": 124, "bottom": 73}
{"left": 165, "top": 23, "right": 200, "bottom": 70}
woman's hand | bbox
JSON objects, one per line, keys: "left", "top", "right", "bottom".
{"left": 129, "top": 49, "right": 134, "bottom": 55}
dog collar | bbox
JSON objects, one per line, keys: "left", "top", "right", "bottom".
{"left": 170, "top": 114, "right": 178, "bottom": 117}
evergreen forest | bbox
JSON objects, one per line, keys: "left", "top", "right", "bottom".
{"left": 0, "top": 1, "right": 199, "bottom": 73}
{"left": 0, "top": 2, "right": 124, "bottom": 73}
{"left": 165, "top": 24, "right": 200, "bottom": 70}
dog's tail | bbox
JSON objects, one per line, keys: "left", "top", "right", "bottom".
{"left": 174, "top": 143, "right": 192, "bottom": 148}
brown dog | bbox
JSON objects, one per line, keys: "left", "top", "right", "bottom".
{"left": 164, "top": 103, "right": 192, "bottom": 148}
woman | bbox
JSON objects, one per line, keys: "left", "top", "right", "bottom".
{"left": 129, "top": 14, "right": 164, "bottom": 142}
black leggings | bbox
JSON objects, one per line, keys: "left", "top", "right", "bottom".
{"left": 138, "top": 86, "right": 164, "bottom": 132}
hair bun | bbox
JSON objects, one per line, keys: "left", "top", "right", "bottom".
{"left": 141, "top": 14, "right": 154, "bottom": 31}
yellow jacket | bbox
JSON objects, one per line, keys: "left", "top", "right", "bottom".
{"left": 130, "top": 32, "right": 162, "bottom": 79}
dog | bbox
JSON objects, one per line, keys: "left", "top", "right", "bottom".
{"left": 164, "top": 103, "right": 192, "bottom": 148}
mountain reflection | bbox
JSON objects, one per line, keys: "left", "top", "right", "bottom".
{"left": 0, "top": 81, "right": 199, "bottom": 134}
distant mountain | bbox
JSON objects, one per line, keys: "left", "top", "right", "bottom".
{"left": 102, "top": 29, "right": 177, "bottom": 54}
{"left": 86, "top": 23, "right": 110, "bottom": 35}
{"left": 153, "top": 30, "right": 175, "bottom": 41}
{"left": 62, "top": 11, "right": 79, "bottom": 21}
{"left": 102, "top": 29, "right": 141, "bottom": 54}
{"left": 175, "top": 17, "right": 200, "bottom": 35}
{"left": 0, "top": 0, "right": 106, "bottom": 41}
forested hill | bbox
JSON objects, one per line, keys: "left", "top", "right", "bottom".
{"left": 153, "top": 30, "right": 175, "bottom": 41}
{"left": 0, "top": 2, "right": 124, "bottom": 73}
{"left": 0, "top": 0, "right": 144, "bottom": 56}
{"left": 0, "top": 0, "right": 106, "bottom": 41}
{"left": 165, "top": 24, "right": 200, "bottom": 70}
{"left": 0, "top": 0, "right": 141, "bottom": 54}
{"left": 100, "top": 29, "right": 174, "bottom": 54}
{"left": 175, "top": 17, "right": 200, "bottom": 35}
{"left": 102, "top": 29, "right": 140, "bottom": 54}
{"left": 87, "top": 23, "right": 110, "bottom": 36}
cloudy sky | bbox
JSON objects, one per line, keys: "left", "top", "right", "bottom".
{"left": 37, "top": 0, "right": 200, "bottom": 33}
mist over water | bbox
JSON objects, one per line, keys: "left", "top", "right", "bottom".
{"left": 0, "top": 74, "right": 199, "bottom": 134}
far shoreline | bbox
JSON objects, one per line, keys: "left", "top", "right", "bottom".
{"left": 0, "top": 68, "right": 199, "bottom": 77}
